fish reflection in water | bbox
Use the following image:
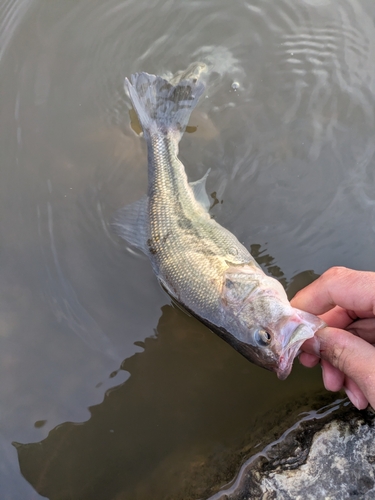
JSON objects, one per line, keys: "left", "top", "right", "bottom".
{"left": 14, "top": 304, "right": 263, "bottom": 500}
{"left": 112, "top": 63, "right": 324, "bottom": 379}
{"left": 14, "top": 267, "right": 320, "bottom": 500}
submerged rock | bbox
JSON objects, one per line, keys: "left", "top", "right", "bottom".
{"left": 210, "top": 401, "right": 375, "bottom": 500}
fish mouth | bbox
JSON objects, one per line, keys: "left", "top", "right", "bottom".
{"left": 276, "top": 332, "right": 308, "bottom": 380}
{"left": 276, "top": 309, "right": 326, "bottom": 380}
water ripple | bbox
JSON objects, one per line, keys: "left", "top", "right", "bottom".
{"left": 245, "top": 0, "right": 375, "bottom": 159}
{"left": 0, "top": 0, "right": 34, "bottom": 62}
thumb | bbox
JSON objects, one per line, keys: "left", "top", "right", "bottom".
{"left": 311, "top": 327, "right": 375, "bottom": 408}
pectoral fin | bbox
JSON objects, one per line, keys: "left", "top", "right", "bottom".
{"left": 111, "top": 196, "right": 149, "bottom": 253}
{"left": 189, "top": 169, "right": 211, "bottom": 211}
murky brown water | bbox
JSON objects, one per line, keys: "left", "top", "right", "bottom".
{"left": 1, "top": 0, "right": 375, "bottom": 498}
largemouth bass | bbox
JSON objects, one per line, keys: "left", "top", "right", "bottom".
{"left": 113, "top": 63, "right": 324, "bottom": 379}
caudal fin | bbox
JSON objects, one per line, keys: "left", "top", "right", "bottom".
{"left": 124, "top": 64, "right": 206, "bottom": 139}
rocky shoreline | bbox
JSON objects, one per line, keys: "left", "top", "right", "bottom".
{"left": 209, "top": 399, "right": 375, "bottom": 500}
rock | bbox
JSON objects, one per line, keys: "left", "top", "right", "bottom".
{"left": 210, "top": 402, "right": 375, "bottom": 500}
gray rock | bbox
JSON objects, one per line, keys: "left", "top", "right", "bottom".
{"left": 209, "top": 402, "right": 375, "bottom": 500}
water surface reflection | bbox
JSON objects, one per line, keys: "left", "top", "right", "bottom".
{"left": 16, "top": 298, "right": 324, "bottom": 500}
{"left": 1, "top": 0, "right": 375, "bottom": 497}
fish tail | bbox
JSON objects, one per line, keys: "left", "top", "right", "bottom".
{"left": 124, "top": 69, "right": 205, "bottom": 140}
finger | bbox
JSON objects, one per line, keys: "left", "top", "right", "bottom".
{"left": 321, "top": 359, "right": 345, "bottom": 392}
{"left": 299, "top": 352, "right": 320, "bottom": 367}
{"left": 301, "top": 339, "right": 369, "bottom": 408}
{"left": 344, "top": 376, "right": 369, "bottom": 410}
{"left": 319, "top": 306, "right": 357, "bottom": 329}
{"left": 346, "top": 318, "right": 375, "bottom": 342}
{"left": 291, "top": 267, "right": 375, "bottom": 316}
{"left": 313, "top": 327, "right": 375, "bottom": 408}
{"left": 301, "top": 336, "right": 322, "bottom": 357}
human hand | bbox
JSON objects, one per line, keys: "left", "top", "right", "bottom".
{"left": 290, "top": 267, "right": 375, "bottom": 410}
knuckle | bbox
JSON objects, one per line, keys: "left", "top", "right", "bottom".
{"left": 324, "top": 266, "right": 348, "bottom": 281}
{"left": 329, "top": 342, "right": 350, "bottom": 373}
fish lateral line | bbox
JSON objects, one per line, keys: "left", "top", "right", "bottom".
{"left": 113, "top": 63, "right": 324, "bottom": 379}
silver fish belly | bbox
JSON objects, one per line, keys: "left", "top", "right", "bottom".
{"left": 113, "top": 64, "right": 325, "bottom": 379}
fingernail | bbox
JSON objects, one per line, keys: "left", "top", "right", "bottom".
{"left": 345, "top": 388, "right": 360, "bottom": 409}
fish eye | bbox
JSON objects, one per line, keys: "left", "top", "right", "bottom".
{"left": 254, "top": 328, "right": 272, "bottom": 346}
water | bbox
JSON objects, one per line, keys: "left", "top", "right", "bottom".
{"left": 1, "top": 0, "right": 375, "bottom": 498}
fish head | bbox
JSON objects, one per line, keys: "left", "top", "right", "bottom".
{"left": 222, "top": 265, "right": 325, "bottom": 379}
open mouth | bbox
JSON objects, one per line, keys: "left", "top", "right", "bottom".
{"left": 276, "top": 322, "right": 324, "bottom": 380}
{"left": 276, "top": 341, "right": 305, "bottom": 380}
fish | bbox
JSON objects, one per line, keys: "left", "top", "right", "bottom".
{"left": 113, "top": 63, "right": 325, "bottom": 380}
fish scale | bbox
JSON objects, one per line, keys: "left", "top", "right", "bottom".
{"left": 112, "top": 63, "right": 325, "bottom": 379}
{"left": 147, "top": 130, "right": 251, "bottom": 315}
